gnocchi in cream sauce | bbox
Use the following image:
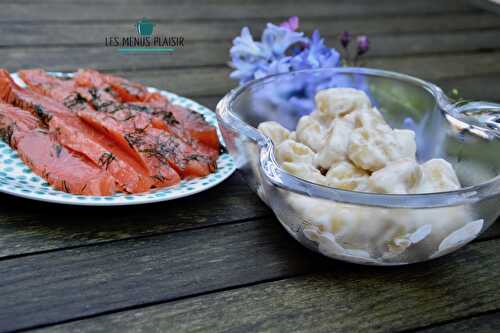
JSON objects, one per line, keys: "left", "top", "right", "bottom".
{"left": 257, "top": 88, "right": 480, "bottom": 263}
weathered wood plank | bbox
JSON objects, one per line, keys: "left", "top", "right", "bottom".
{"left": 193, "top": 96, "right": 222, "bottom": 111}
{"left": 123, "top": 67, "right": 233, "bottom": 97}
{"left": 3, "top": 30, "right": 500, "bottom": 73}
{"left": 416, "top": 311, "right": 500, "bottom": 333}
{"left": 0, "top": 1, "right": 475, "bottom": 23}
{"left": 30, "top": 239, "right": 500, "bottom": 333}
{"left": 4, "top": 51, "right": 499, "bottom": 99}
{"left": 0, "top": 173, "right": 269, "bottom": 259}
{"left": 478, "top": 219, "right": 500, "bottom": 241}
{"left": 2, "top": 13, "right": 500, "bottom": 46}
{"left": 112, "top": 52, "right": 500, "bottom": 99}
{"left": 366, "top": 52, "right": 500, "bottom": 82}
{"left": 438, "top": 74, "right": 500, "bottom": 102}
{"left": 0, "top": 218, "right": 326, "bottom": 332}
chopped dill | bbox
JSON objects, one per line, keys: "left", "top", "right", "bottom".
{"left": 152, "top": 174, "right": 167, "bottom": 182}
{"left": 33, "top": 105, "right": 53, "bottom": 126}
{"left": 63, "top": 92, "right": 87, "bottom": 110}
{"left": 98, "top": 152, "right": 116, "bottom": 170}
{"left": 0, "top": 124, "right": 14, "bottom": 147}
{"left": 62, "top": 180, "right": 71, "bottom": 193}
{"left": 54, "top": 144, "right": 63, "bottom": 158}
{"left": 162, "top": 111, "right": 179, "bottom": 125}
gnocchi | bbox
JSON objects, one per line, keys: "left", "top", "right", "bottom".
{"left": 295, "top": 115, "right": 326, "bottom": 152}
{"left": 257, "top": 121, "right": 291, "bottom": 146}
{"left": 368, "top": 159, "right": 422, "bottom": 194}
{"left": 281, "top": 161, "right": 326, "bottom": 185}
{"left": 256, "top": 87, "right": 467, "bottom": 262}
{"left": 414, "top": 158, "right": 461, "bottom": 193}
{"left": 347, "top": 127, "right": 416, "bottom": 172}
{"left": 325, "top": 161, "right": 369, "bottom": 191}
{"left": 276, "top": 139, "right": 315, "bottom": 165}
{"left": 314, "top": 87, "right": 371, "bottom": 123}
{"left": 314, "top": 118, "right": 354, "bottom": 169}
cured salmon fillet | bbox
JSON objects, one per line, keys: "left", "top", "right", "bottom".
{"left": 124, "top": 125, "right": 216, "bottom": 178}
{"left": 18, "top": 69, "right": 76, "bottom": 101}
{"left": 8, "top": 71, "right": 180, "bottom": 187}
{"left": 22, "top": 69, "right": 220, "bottom": 158}
{"left": 0, "top": 102, "right": 40, "bottom": 148}
{"left": 166, "top": 103, "right": 220, "bottom": 151}
{"left": 0, "top": 68, "right": 220, "bottom": 196}
{"left": 78, "top": 110, "right": 184, "bottom": 183}
{"left": 50, "top": 116, "right": 154, "bottom": 192}
{"left": 18, "top": 69, "right": 109, "bottom": 114}
{"left": 0, "top": 102, "right": 115, "bottom": 196}
{"left": 0, "top": 102, "right": 40, "bottom": 131}
{"left": 17, "top": 130, "right": 116, "bottom": 196}
{"left": 0, "top": 70, "right": 155, "bottom": 193}
{"left": 75, "top": 69, "right": 151, "bottom": 103}
{"left": 73, "top": 69, "right": 221, "bottom": 151}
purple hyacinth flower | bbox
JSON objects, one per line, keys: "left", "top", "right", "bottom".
{"left": 340, "top": 31, "right": 351, "bottom": 49}
{"left": 280, "top": 16, "right": 300, "bottom": 31}
{"left": 290, "top": 30, "right": 340, "bottom": 70}
{"left": 261, "top": 23, "right": 307, "bottom": 58}
{"left": 356, "top": 35, "right": 369, "bottom": 56}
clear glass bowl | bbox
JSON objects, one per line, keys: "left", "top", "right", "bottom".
{"left": 216, "top": 67, "right": 500, "bottom": 265}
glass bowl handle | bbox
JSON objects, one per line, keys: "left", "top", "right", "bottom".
{"left": 445, "top": 101, "right": 500, "bottom": 140}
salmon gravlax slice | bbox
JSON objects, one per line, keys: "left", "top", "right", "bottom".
{"left": 50, "top": 116, "right": 154, "bottom": 193}
{"left": 82, "top": 95, "right": 219, "bottom": 164}
{"left": 122, "top": 101, "right": 220, "bottom": 162}
{"left": 0, "top": 101, "right": 40, "bottom": 147}
{"left": 18, "top": 69, "right": 76, "bottom": 101}
{"left": 18, "top": 130, "right": 116, "bottom": 196}
{"left": 0, "top": 70, "right": 154, "bottom": 193}
{"left": 63, "top": 83, "right": 218, "bottom": 172}
{"left": 166, "top": 103, "right": 220, "bottom": 151}
{"left": 124, "top": 125, "right": 217, "bottom": 178}
{"left": 77, "top": 110, "right": 182, "bottom": 185}
{"left": 15, "top": 70, "right": 182, "bottom": 187}
{"left": 18, "top": 69, "right": 113, "bottom": 114}
{"left": 73, "top": 69, "right": 221, "bottom": 152}
{"left": 1, "top": 68, "right": 221, "bottom": 195}
{"left": 27, "top": 69, "right": 220, "bottom": 161}
{"left": 78, "top": 110, "right": 214, "bottom": 178}
{"left": 74, "top": 69, "right": 152, "bottom": 103}
{"left": 0, "top": 102, "right": 116, "bottom": 196}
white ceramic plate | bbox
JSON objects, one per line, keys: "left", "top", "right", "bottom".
{"left": 0, "top": 72, "right": 235, "bottom": 205}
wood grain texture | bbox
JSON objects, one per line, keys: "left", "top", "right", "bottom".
{"left": 3, "top": 31, "right": 500, "bottom": 73}
{"left": 112, "top": 51, "right": 500, "bottom": 100}
{"left": 31, "top": 239, "right": 500, "bottom": 333}
{"left": 0, "top": 1, "right": 499, "bottom": 332}
{"left": 4, "top": 51, "right": 500, "bottom": 100}
{"left": 2, "top": 14, "right": 500, "bottom": 46}
{"left": 0, "top": 1, "right": 474, "bottom": 23}
{"left": 438, "top": 74, "right": 500, "bottom": 102}
{"left": 0, "top": 218, "right": 327, "bottom": 332}
{"left": 416, "top": 312, "right": 500, "bottom": 333}
{"left": 0, "top": 173, "right": 270, "bottom": 259}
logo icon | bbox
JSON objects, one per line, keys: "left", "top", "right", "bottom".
{"left": 136, "top": 18, "right": 155, "bottom": 37}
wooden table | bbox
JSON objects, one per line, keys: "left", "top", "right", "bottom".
{"left": 1, "top": 1, "right": 499, "bottom": 332}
